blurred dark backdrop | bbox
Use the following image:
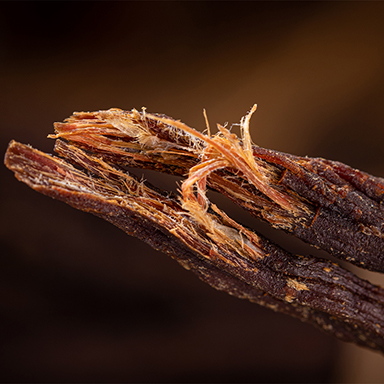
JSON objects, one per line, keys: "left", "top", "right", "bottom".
{"left": 1, "top": 2, "right": 384, "bottom": 382}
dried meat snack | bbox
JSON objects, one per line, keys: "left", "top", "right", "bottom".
{"left": 48, "top": 106, "right": 384, "bottom": 272}
{"left": 4, "top": 106, "right": 384, "bottom": 352}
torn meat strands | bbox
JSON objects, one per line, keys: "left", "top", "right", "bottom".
{"left": 146, "top": 105, "right": 308, "bottom": 216}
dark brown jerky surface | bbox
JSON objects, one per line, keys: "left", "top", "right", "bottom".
{"left": 4, "top": 140, "right": 384, "bottom": 353}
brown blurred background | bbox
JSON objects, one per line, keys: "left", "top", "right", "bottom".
{"left": 1, "top": 2, "right": 384, "bottom": 382}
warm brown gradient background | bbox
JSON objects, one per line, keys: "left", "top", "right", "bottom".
{"left": 1, "top": 2, "right": 384, "bottom": 382}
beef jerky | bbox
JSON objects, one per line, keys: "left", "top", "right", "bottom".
{"left": 48, "top": 107, "right": 384, "bottom": 271}
{"left": 4, "top": 140, "right": 384, "bottom": 352}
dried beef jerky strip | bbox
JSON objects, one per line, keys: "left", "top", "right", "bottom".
{"left": 5, "top": 140, "right": 384, "bottom": 352}
{"left": 50, "top": 108, "right": 384, "bottom": 271}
